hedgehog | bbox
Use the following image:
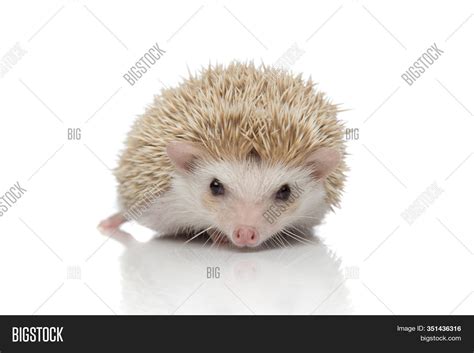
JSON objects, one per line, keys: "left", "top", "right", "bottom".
{"left": 98, "top": 62, "right": 347, "bottom": 248}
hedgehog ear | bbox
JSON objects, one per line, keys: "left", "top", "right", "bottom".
{"left": 305, "top": 148, "right": 341, "bottom": 180}
{"left": 166, "top": 141, "right": 203, "bottom": 173}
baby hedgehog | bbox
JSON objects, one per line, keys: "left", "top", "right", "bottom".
{"left": 99, "top": 62, "right": 347, "bottom": 248}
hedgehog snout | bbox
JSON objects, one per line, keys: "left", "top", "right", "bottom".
{"left": 220, "top": 202, "right": 271, "bottom": 247}
{"left": 232, "top": 226, "right": 260, "bottom": 247}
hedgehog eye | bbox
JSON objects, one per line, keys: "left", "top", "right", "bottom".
{"left": 210, "top": 179, "right": 225, "bottom": 196}
{"left": 275, "top": 184, "right": 291, "bottom": 201}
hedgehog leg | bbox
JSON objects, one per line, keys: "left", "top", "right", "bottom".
{"left": 97, "top": 213, "right": 127, "bottom": 236}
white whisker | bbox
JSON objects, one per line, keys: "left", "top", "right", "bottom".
{"left": 285, "top": 215, "right": 322, "bottom": 221}
{"left": 282, "top": 228, "right": 317, "bottom": 246}
{"left": 184, "top": 226, "right": 212, "bottom": 244}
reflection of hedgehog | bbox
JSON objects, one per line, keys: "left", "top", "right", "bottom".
{"left": 99, "top": 62, "right": 347, "bottom": 248}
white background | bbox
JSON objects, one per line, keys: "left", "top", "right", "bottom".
{"left": 0, "top": 0, "right": 473, "bottom": 314}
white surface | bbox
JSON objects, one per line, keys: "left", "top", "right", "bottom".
{"left": 0, "top": 0, "right": 473, "bottom": 315}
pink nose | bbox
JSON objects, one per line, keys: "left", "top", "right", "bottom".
{"left": 232, "top": 226, "right": 259, "bottom": 246}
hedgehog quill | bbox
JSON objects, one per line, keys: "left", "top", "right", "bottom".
{"left": 99, "top": 62, "right": 347, "bottom": 248}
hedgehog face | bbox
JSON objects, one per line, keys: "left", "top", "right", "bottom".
{"left": 166, "top": 141, "right": 341, "bottom": 248}
{"left": 194, "top": 160, "right": 328, "bottom": 248}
